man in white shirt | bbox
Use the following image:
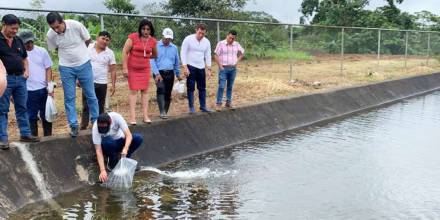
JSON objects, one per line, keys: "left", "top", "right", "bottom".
{"left": 181, "top": 23, "right": 213, "bottom": 113}
{"left": 80, "top": 31, "right": 116, "bottom": 130}
{"left": 46, "top": 12, "right": 99, "bottom": 137}
{"left": 18, "top": 30, "right": 54, "bottom": 136}
{"left": 92, "top": 112, "right": 143, "bottom": 183}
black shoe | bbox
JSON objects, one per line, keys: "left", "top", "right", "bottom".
{"left": 20, "top": 135, "right": 40, "bottom": 143}
{"left": 0, "top": 141, "right": 9, "bottom": 150}
{"left": 200, "top": 107, "right": 213, "bottom": 113}
{"left": 70, "top": 126, "right": 79, "bottom": 138}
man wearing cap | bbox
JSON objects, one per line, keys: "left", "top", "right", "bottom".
{"left": 150, "top": 28, "right": 180, "bottom": 119}
{"left": 18, "top": 30, "right": 54, "bottom": 136}
{"left": 92, "top": 112, "right": 143, "bottom": 182}
{"left": 46, "top": 12, "right": 99, "bottom": 137}
{"left": 0, "top": 14, "right": 40, "bottom": 149}
{"left": 80, "top": 31, "right": 116, "bottom": 130}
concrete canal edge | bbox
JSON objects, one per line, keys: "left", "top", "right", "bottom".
{"left": 1, "top": 72, "right": 440, "bottom": 218}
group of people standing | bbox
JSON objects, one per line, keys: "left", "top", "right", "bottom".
{"left": 0, "top": 12, "right": 244, "bottom": 180}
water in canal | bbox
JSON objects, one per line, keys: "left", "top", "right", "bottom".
{"left": 9, "top": 91, "right": 440, "bottom": 219}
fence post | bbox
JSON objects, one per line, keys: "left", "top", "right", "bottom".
{"left": 427, "top": 33, "right": 431, "bottom": 66}
{"left": 216, "top": 22, "right": 220, "bottom": 43}
{"left": 405, "top": 31, "right": 409, "bottom": 70}
{"left": 289, "top": 25, "right": 293, "bottom": 82}
{"left": 377, "top": 29, "right": 381, "bottom": 72}
{"left": 340, "top": 27, "right": 345, "bottom": 76}
{"left": 99, "top": 14, "right": 104, "bottom": 31}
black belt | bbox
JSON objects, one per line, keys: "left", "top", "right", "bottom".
{"left": 7, "top": 72, "right": 23, "bottom": 76}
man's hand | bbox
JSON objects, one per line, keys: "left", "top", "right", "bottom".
{"left": 110, "top": 85, "right": 116, "bottom": 96}
{"left": 23, "top": 70, "right": 29, "bottom": 79}
{"left": 183, "top": 66, "right": 190, "bottom": 77}
{"left": 121, "top": 148, "right": 128, "bottom": 156}
{"left": 48, "top": 92, "right": 54, "bottom": 97}
{"left": 123, "top": 69, "right": 129, "bottom": 78}
{"left": 206, "top": 69, "right": 212, "bottom": 79}
{"left": 155, "top": 74, "right": 163, "bottom": 83}
{"left": 219, "top": 65, "right": 224, "bottom": 71}
{"left": 99, "top": 170, "right": 108, "bottom": 182}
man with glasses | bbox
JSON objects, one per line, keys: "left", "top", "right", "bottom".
{"left": 181, "top": 23, "right": 213, "bottom": 113}
{"left": 150, "top": 28, "right": 180, "bottom": 119}
{"left": 214, "top": 30, "right": 244, "bottom": 111}
{"left": 46, "top": 12, "right": 99, "bottom": 137}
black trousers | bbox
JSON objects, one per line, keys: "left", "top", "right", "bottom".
{"left": 156, "top": 70, "right": 175, "bottom": 103}
{"left": 81, "top": 83, "right": 107, "bottom": 129}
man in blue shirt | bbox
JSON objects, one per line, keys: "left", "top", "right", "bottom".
{"left": 150, "top": 28, "right": 180, "bottom": 119}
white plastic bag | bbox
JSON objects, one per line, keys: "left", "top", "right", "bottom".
{"left": 173, "top": 80, "right": 186, "bottom": 94}
{"left": 105, "top": 157, "right": 138, "bottom": 190}
{"left": 45, "top": 82, "right": 57, "bottom": 122}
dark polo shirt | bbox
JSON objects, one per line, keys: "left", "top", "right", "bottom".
{"left": 0, "top": 32, "right": 27, "bottom": 75}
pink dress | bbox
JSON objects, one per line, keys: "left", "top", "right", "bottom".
{"left": 127, "top": 33, "right": 157, "bottom": 90}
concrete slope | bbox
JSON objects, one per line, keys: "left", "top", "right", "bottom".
{"left": 1, "top": 73, "right": 440, "bottom": 218}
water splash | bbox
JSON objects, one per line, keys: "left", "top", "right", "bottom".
{"left": 14, "top": 142, "right": 53, "bottom": 200}
{"left": 140, "top": 167, "right": 236, "bottom": 179}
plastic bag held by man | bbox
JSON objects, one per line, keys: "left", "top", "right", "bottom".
{"left": 105, "top": 157, "right": 138, "bottom": 190}
{"left": 45, "top": 81, "right": 57, "bottom": 122}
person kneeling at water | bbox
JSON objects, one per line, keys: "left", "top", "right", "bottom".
{"left": 92, "top": 112, "right": 143, "bottom": 182}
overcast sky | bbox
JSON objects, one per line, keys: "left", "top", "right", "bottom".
{"left": 0, "top": 0, "right": 439, "bottom": 23}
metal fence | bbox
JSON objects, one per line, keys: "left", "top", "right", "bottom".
{"left": 1, "top": 7, "right": 440, "bottom": 84}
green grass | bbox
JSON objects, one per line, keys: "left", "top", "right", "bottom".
{"left": 264, "top": 49, "right": 312, "bottom": 61}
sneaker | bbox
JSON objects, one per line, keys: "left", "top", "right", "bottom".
{"left": 200, "top": 107, "right": 213, "bottom": 113}
{"left": 225, "top": 102, "right": 235, "bottom": 110}
{"left": 215, "top": 104, "right": 222, "bottom": 112}
{"left": 0, "top": 141, "right": 9, "bottom": 150}
{"left": 189, "top": 107, "right": 196, "bottom": 114}
{"left": 20, "top": 135, "right": 40, "bottom": 143}
{"left": 159, "top": 113, "right": 168, "bottom": 119}
{"left": 70, "top": 126, "right": 79, "bottom": 138}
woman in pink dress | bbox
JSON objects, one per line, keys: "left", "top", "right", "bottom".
{"left": 122, "top": 19, "right": 157, "bottom": 124}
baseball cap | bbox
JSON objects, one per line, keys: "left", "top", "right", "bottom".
{"left": 97, "top": 113, "right": 111, "bottom": 134}
{"left": 18, "top": 30, "right": 36, "bottom": 44}
{"left": 162, "top": 28, "right": 173, "bottom": 39}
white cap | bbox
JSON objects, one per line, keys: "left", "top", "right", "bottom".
{"left": 162, "top": 28, "right": 173, "bottom": 39}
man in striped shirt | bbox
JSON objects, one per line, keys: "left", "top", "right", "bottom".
{"left": 214, "top": 30, "right": 244, "bottom": 111}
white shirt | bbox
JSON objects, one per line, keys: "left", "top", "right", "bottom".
{"left": 47, "top": 19, "right": 91, "bottom": 67}
{"left": 180, "top": 34, "right": 211, "bottom": 69}
{"left": 88, "top": 43, "right": 116, "bottom": 84}
{"left": 92, "top": 112, "right": 128, "bottom": 145}
{"left": 26, "top": 45, "right": 52, "bottom": 91}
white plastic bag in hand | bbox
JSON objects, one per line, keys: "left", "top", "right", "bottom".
{"left": 45, "top": 96, "right": 57, "bottom": 122}
{"left": 173, "top": 80, "right": 186, "bottom": 94}
{"left": 105, "top": 157, "right": 138, "bottom": 190}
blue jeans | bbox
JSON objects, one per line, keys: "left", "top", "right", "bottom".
{"left": 101, "top": 133, "right": 143, "bottom": 169}
{"left": 216, "top": 67, "right": 237, "bottom": 104}
{"left": 27, "top": 88, "right": 48, "bottom": 122}
{"left": 0, "top": 75, "right": 31, "bottom": 141}
{"left": 59, "top": 61, "right": 98, "bottom": 128}
{"left": 187, "top": 65, "right": 207, "bottom": 109}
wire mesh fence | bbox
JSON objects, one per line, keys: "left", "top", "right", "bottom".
{"left": 2, "top": 7, "right": 440, "bottom": 137}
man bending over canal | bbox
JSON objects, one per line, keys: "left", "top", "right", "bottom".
{"left": 92, "top": 112, "right": 143, "bottom": 182}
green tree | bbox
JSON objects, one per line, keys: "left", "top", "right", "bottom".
{"left": 103, "top": 0, "right": 138, "bottom": 14}
{"left": 164, "top": 0, "right": 247, "bottom": 18}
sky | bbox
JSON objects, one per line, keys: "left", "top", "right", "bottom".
{"left": 0, "top": 0, "right": 439, "bottom": 24}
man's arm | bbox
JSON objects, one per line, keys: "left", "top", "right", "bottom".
{"left": 121, "top": 128, "right": 133, "bottom": 156}
{"left": 23, "top": 58, "right": 29, "bottom": 79}
{"left": 0, "top": 60, "right": 7, "bottom": 97}
{"left": 204, "top": 41, "right": 212, "bottom": 77}
{"left": 214, "top": 43, "right": 223, "bottom": 70}
{"left": 109, "top": 64, "right": 116, "bottom": 96}
{"left": 95, "top": 144, "right": 108, "bottom": 182}
{"left": 174, "top": 47, "right": 180, "bottom": 79}
{"left": 180, "top": 37, "right": 190, "bottom": 76}
{"left": 45, "top": 67, "right": 54, "bottom": 96}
